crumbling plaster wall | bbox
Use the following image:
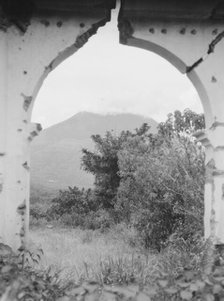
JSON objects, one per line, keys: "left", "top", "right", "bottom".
{"left": 1, "top": 0, "right": 224, "bottom": 251}
{"left": 0, "top": 11, "right": 113, "bottom": 251}
{"left": 118, "top": 2, "right": 224, "bottom": 243}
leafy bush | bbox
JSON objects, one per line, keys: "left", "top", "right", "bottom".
{"left": 85, "top": 209, "right": 114, "bottom": 231}
{"left": 58, "top": 209, "right": 113, "bottom": 231}
{"left": 0, "top": 243, "right": 71, "bottom": 300}
{"left": 30, "top": 204, "right": 49, "bottom": 228}
{"left": 59, "top": 212, "right": 84, "bottom": 228}
{"left": 30, "top": 204, "right": 47, "bottom": 220}
{"left": 43, "top": 109, "right": 205, "bottom": 252}
{"left": 47, "top": 187, "right": 99, "bottom": 219}
{"left": 117, "top": 125, "right": 205, "bottom": 250}
{"left": 2, "top": 237, "right": 224, "bottom": 300}
{"left": 46, "top": 185, "right": 116, "bottom": 230}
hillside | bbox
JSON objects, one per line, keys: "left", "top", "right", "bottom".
{"left": 30, "top": 112, "right": 158, "bottom": 197}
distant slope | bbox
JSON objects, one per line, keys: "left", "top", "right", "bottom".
{"left": 30, "top": 112, "right": 158, "bottom": 195}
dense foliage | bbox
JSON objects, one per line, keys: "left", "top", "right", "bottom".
{"left": 117, "top": 130, "right": 205, "bottom": 250}
{"left": 22, "top": 109, "right": 224, "bottom": 300}
{"left": 0, "top": 243, "right": 70, "bottom": 300}
{"left": 81, "top": 127, "right": 150, "bottom": 210}
{"left": 38, "top": 109, "right": 206, "bottom": 250}
{"left": 2, "top": 239, "right": 224, "bottom": 301}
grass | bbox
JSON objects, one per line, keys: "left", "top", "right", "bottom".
{"left": 30, "top": 225, "right": 160, "bottom": 285}
{"left": 0, "top": 225, "right": 214, "bottom": 300}
{"left": 30, "top": 224, "right": 205, "bottom": 288}
{"left": 0, "top": 227, "right": 222, "bottom": 301}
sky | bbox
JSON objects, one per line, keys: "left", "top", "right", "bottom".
{"left": 31, "top": 7, "right": 203, "bottom": 129}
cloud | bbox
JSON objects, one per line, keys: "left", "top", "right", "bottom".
{"left": 32, "top": 16, "right": 203, "bottom": 128}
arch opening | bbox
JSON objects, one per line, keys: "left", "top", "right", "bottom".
{"left": 29, "top": 8, "right": 206, "bottom": 278}
{"left": 121, "top": 36, "right": 212, "bottom": 128}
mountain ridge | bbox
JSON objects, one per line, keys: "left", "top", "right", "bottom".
{"left": 31, "top": 112, "right": 158, "bottom": 196}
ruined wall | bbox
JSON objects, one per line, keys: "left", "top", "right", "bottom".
{"left": 118, "top": 0, "right": 224, "bottom": 244}
{"left": 1, "top": 0, "right": 224, "bottom": 250}
{"left": 0, "top": 0, "right": 115, "bottom": 251}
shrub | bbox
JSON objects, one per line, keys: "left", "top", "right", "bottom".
{"left": 30, "top": 204, "right": 47, "bottom": 220}
{"left": 0, "top": 244, "right": 71, "bottom": 300}
{"left": 57, "top": 209, "right": 114, "bottom": 231}
{"left": 30, "top": 204, "right": 48, "bottom": 228}
{"left": 45, "top": 110, "right": 205, "bottom": 253}
{"left": 30, "top": 217, "right": 48, "bottom": 228}
{"left": 87, "top": 209, "right": 114, "bottom": 231}
{"left": 47, "top": 187, "right": 98, "bottom": 220}
{"left": 117, "top": 133, "right": 205, "bottom": 251}
{"left": 60, "top": 212, "right": 84, "bottom": 228}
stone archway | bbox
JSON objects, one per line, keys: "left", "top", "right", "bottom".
{"left": 118, "top": 0, "right": 224, "bottom": 245}
{"left": 1, "top": 0, "right": 224, "bottom": 251}
{"left": 0, "top": 1, "right": 115, "bottom": 251}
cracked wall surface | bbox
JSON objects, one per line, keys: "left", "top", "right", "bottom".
{"left": 118, "top": 0, "right": 224, "bottom": 245}
{"left": 0, "top": 0, "right": 116, "bottom": 33}
{"left": 0, "top": 0, "right": 115, "bottom": 251}
{"left": 1, "top": 0, "right": 224, "bottom": 250}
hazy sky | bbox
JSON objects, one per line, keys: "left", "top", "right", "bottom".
{"left": 31, "top": 8, "right": 203, "bottom": 129}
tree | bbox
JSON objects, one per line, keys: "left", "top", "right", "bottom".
{"left": 81, "top": 124, "right": 151, "bottom": 210}
{"left": 79, "top": 109, "right": 206, "bottom": 250}
{"left": 116, "top": 110, "right": 205, "bottom": 250}
{"left": 81, "top": 131, "right": 127, "bottom": 209}
{"left": 47, "top": 186, "right": 98, "bottom": 219}
{"left": 158, "top": 108, "right": 205, "bottom": 138}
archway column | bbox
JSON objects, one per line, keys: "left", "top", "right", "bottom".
{"left": 208, "top": 126, "right": 224, "bottom": 244}
{"left": 0, "top": 13, "right": 111, "bottom": 251}
{"left": 118, "top": 15, "right": 224, "bottom": 243}
{"left": 194, "top": 127, "right": 224, "bottom": 244}
{"left": 190, "top": 47, "right": 224, "bottom": 243}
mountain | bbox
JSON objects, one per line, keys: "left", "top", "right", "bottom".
{"left": 30, "top": 112, "right": 158, "bottom": 196}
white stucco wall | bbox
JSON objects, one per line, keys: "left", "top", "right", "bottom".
{"left": 120, "top": 19, "right": 224, "bottom": 244}
{"left": 0, "top": 14, "right": 110, "bottom": 251}
{"left": 1, "top": 6, "right": 224, "bottom": 250}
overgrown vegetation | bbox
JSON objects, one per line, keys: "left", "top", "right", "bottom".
{"left": 2, "top": 234, "right": 224, "bottom": 300}
{"left": 34, "top": 109, "right": 205, "bottom": 251}
{"left": 0, "top": 243, "right": 70, "bottom": 300}
{"left": 4, "top": 108, "right": 224, "bottom": 300}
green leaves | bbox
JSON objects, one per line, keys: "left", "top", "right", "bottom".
{"left": 2, "top": 240, "right": 224, "bottom": 301}
{"left": 117, "top": 120, "right": 205, "bottom": 250}
{"left": 158, "top": 109, "right": 205, "bottom": 138}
